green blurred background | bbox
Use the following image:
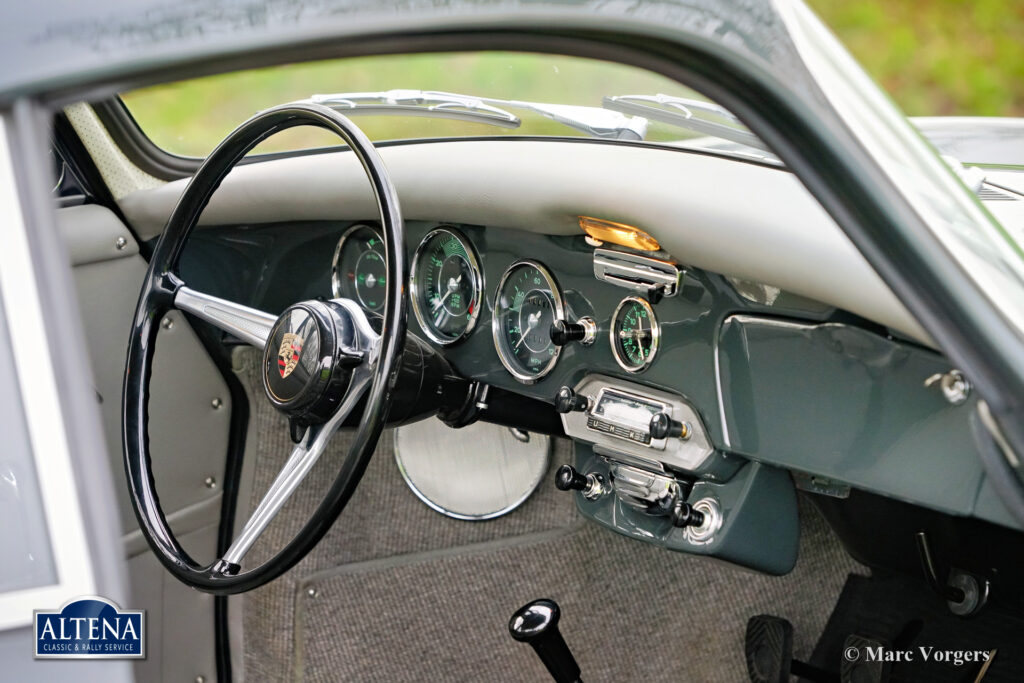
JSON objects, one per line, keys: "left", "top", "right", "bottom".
{"left": 122, "top": 0, "right": 1023, "bottom": 157}
{"left": 812, "top": 0, "right": 1023, "bottom": 116}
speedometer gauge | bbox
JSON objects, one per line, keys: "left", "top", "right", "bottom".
{"left": 611, "top": 296, "right": 660, "bottom": 372}
{"left": 331, "top": 224, "right": 387, "bottom": 314}
{"left": 411, "top": 227, "right": 483, "bottom": 345}
{"left": 492, "top": 260, "right": 566, "bottom": 383}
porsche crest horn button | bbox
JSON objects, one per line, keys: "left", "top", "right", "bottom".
{"left": 261, "top": 301, "right": 357, "bottom": 431}
{"left": 277, "top": 332, "right": 304, "bottom": 379}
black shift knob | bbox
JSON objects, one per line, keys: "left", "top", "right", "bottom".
{"left": 509, "top": 599, "right": 581, "bottom": 683}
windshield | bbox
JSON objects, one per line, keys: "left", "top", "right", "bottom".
{"left": 120, "top": 51, "right": 769, "bottom": 161}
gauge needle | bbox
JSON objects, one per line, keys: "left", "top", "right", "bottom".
{"left": 515, "top": 310, "right": 542, "bottom": 351}
{"left": 432, "top": 274, "right": 462, "bottom": 313}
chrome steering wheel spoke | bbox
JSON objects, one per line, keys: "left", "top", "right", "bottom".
{"left": 174, "top": 286, "right": 277, "bottom": 348}
{"left": 220, "top": 364, "right": 373, "bottom": 569}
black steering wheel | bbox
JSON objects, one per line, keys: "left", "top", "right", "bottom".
{"left": 122, "top": 103, "right": 405, "bottom": 594}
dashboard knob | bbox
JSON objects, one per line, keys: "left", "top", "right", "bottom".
{"left": 555, "top": 465, "right": 589, "bottom": 492}
{"left": 671, "top": 499, "right": 706, "bottom": 529}
{"left": 554, "top": 386, "right": 589, "bottom": 414}
{"left": 649, "top": 412, "right": 690, "bottom": 440}
{"left": 549, "top": 317, "right": 596, "bottom": 346}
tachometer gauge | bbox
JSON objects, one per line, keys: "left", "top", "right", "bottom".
{"left": 331, "top": 224, "right": 387, "bottom": 313}
{"left": 492, "top": 260, "right": 566, "bottom": 383}
{"left": 611, "top": 296, "right": 660, "bottom": 372}
{"left": 411, "top": 227, "right": 483, "bottom": 345}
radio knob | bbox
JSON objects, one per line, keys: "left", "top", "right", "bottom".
{"left": 554, "top": 386, "right": 589, "bottom": 414}
{"left": 550, "top": 317, "right": 597, "bottom": 346}
{"left": 650, "top": 412, "right": 690, "bottom": 440}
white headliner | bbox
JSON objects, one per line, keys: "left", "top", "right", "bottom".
{"left": 117, "top": 139, "right": 929, "bottom": 344}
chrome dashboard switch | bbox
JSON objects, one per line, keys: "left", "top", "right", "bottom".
{"left": 549, "top": 317, "right": 597, "bottom": 346}
{"left": 554, "top": 464, "right": 607, "bottom": 500}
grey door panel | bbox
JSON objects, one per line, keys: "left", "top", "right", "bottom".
{"left": 58, "top": 204, "right": 225, "bottom": 683}
{"left": 58, "top": 207, "right": 231, "bottom": 546}
{"left": 128, "top": 523, "right": 218, "bottom": 683}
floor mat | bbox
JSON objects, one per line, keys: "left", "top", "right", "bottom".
{"left": 806, "top": 574, "right": 1024, "bottom": 682}
{"left": 234, "top": 350, "right": 862, "bottom": 681}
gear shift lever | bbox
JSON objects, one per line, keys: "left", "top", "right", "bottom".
{"left": 509, "top": 599, "right": 582, "bottom": 683}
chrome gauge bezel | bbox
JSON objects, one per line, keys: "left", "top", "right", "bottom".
{"left": 610, "top": 296, "right": 661, "bottom": 373}
{"left": 492, "top": 260, "right": 566, "bottom": 384}
{"left": 410, "top": 226, "right": 484, "bottom": 346}
{"left": 331, "top": 223, "right": 385, "bottom": 309}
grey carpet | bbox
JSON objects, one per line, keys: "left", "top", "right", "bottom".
{"left": 235, "top": 349, "right": 862, "bottom": 681}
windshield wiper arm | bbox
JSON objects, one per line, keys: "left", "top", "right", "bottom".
{"left": 603, "top": 94, "right": 770, "bottom": 152}
{"left": 308, "top": 90, "right": 521, "bottom": 128}
{"left": 306, "top": 89, "right": 648, "bottom": 140}
{"left": 479, "top": 97, "right": 648, "bottom": 140}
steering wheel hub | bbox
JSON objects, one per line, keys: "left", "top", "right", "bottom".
{"left": 262, "top": 300, "right": 362, "bottom": 429}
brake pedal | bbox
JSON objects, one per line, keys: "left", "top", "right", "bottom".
{"left": 746, "top": 615, "right": 794, "bottom": 683}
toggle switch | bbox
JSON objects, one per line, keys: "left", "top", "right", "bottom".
{"left": 550, "top": 317, "right": 597, "bottom": 346}
{"left": 554, "top": 465, "right": 606, "bottom": 500}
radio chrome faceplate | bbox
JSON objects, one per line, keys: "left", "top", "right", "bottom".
{"left": 560, "top": 374, "right": 713, "bottom": 473}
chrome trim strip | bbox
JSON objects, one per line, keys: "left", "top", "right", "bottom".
{"left": 174, "top": 286, "right": 277, "bottom": 349}
{"left": 713, "top": 318, "right": 732, "bottom": 449}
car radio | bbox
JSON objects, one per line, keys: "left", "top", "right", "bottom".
{"left": 586, "top": 387, "right": 665, "bottom": 446}
{"left": 556, "top": 374, "right": 726, "bottom": 478}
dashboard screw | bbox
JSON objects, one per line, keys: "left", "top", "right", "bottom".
{"left": 196, "top": 676, "right": 206, "bottom": 683}
{"left": 211, "top": 397, "right": 223, "bottom": 409}
{"left": 307, "top": 588, "right": 317, "bottom": 598}
{"left": 115, "top": 236, "right": 128, "bottom": 250}
{"left": 161, "top": 317, "right": 174, "bottom": 330}
{"left": 204, "top": 476, "right": 217, "bottom": 489}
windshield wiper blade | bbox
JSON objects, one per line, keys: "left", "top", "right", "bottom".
{"left": 603, "top": 94, "right": 770, "bottom": 153}
{"left": 308, "top": 89, "right": 521, "bottom": 128}
{"left": 306, "top": 89, "right": 648, "bottom": 140}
